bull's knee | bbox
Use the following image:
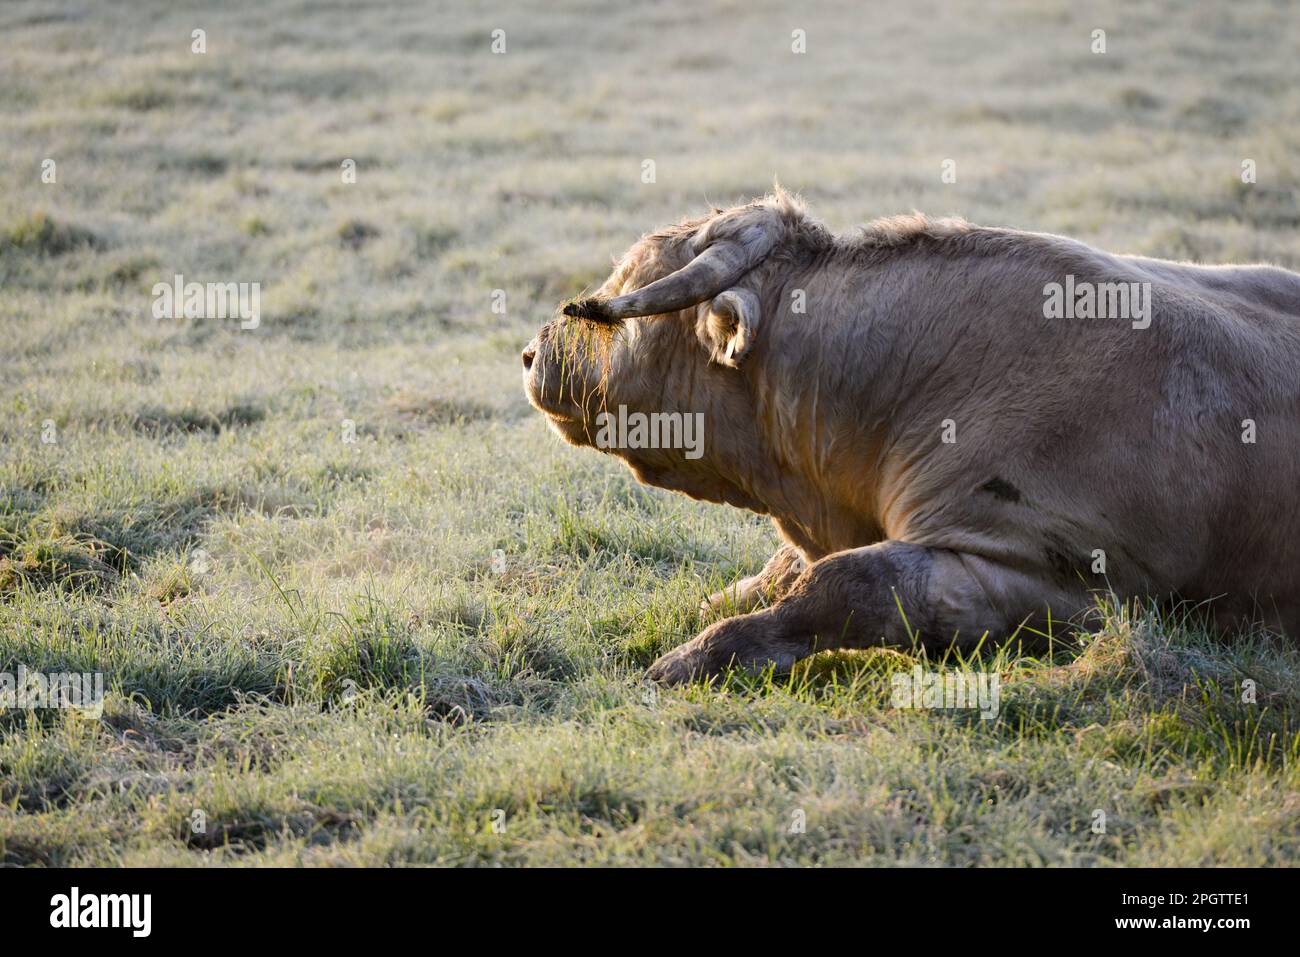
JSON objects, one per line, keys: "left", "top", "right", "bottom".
{"left": 652, "top": 542, "right": 1073, "bottom": 685}
{"left": 771, "top": 543, "right": 1036, "bottom": 652}
{"left": 770, "top": 542, "right": 934, "bottom": 649}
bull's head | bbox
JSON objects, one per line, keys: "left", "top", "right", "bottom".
{"left": 523, "top": 193, "right": 802, "bottom": 507}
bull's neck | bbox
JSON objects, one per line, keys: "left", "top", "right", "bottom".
{"left": 735, "top": 268, "right": 894, "bottom": 556}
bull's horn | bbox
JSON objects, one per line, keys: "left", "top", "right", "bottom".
{"left": 563, "top": 233, "right": 771, "bottom": 323}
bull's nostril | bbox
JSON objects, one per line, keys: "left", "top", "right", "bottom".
{"left": 522, "top": 348, "right": 535, "bottom": 371}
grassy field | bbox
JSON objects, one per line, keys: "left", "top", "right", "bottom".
{"left": 2, "top": 0, "right": 1299, "bottom": 865}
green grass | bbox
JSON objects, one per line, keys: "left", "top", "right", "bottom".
{"left": 2, "top": 0, "right": 1299, "bottom": 865}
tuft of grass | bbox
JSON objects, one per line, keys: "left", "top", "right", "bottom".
{"left": 0, "top": 527, "right": 121, "bottom": 595}
{"left": 129, "top": 400, "right": 266, "bottom": 436}
{"left": 337, "top": 219, "right": 380, "bottom": 249}
{"left": 101, "top": 85, "right": 173, "bottom": 112}
{"left": 3, "top": 212, "right": 98, "bottom": 257}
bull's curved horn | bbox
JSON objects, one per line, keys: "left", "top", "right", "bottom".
{"left": 563, "top": 230, "right": 773, "bottom": 323}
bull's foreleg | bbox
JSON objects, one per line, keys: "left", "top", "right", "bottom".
{"left": 648, "top": 541, "right": 1064, "bottom": 685}
{"left": 700, "top": 542, "right": 807, "bottom": 618}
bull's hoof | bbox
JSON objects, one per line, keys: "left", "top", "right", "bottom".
{"left": 647, "top": 616, "right": 810, "bottom": 686}
{"left": 699, "top": 590, "right": 730, "bottom": 619}
{"left": 645, "top": 646, "right": 705, "bottom": 686}
{"left": 699, "top": 580, "right": 765, "bottom": 619}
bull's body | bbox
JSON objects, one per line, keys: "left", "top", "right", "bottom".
{"left": 524, "top": 192, "right": 1300, "bottom": 682}
{"left": 761, "top": 231, "right": 1300, "bottom": 632}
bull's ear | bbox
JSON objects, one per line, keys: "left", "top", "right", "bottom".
{"left": 698, "top": 288, "right": 761, "bottom": 369}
